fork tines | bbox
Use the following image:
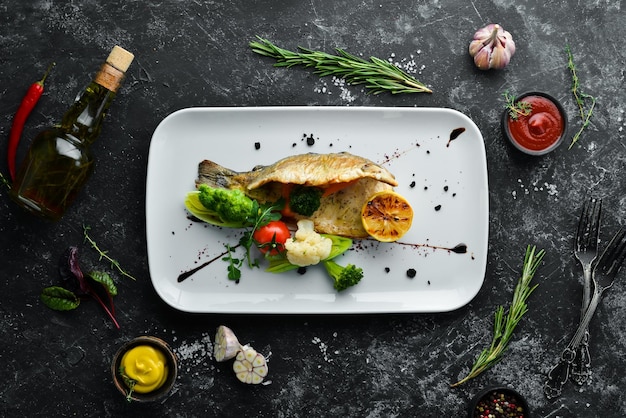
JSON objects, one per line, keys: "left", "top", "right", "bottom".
{"left": 576, "top": 197, "right": 602, "bottom": 252}
{"left": 597, "top": 228, "right": 626, "bottom": 275}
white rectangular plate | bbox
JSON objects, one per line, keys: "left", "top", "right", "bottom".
{"left": 146, "top": 107, "right": 488, "bottom": 314}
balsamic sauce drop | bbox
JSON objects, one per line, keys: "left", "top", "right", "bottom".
{"left": 447, "top": 127, "right": 466, "bottom": 147}
{"left": 177, "top": 249, "right": 229, "bottom": 282}
{"left": 395, "top": 241, "right": 468, "bottom": 254}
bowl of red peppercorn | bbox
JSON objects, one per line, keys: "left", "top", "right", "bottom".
{"left": 468, "top": 386, "right": 529, "bottom": 418}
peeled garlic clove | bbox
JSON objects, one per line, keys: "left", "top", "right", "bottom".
{"left": 469, "top": 23, "right": 515, "bottom": 70}
{"left": 214, "top": 325, "right": 242, "bottom": 362}
{"left": 233, "top": 346, "right": 268, "bottom": 384}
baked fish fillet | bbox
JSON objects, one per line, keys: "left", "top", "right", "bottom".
{"left": 195, "top": 152, "right": 397, "bottom": 238}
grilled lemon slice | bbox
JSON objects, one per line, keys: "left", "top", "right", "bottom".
{"left": 361, "top": 191, "right": 413, "bottom": 242}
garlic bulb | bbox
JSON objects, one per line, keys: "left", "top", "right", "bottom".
{"left": 214, "top": 325, "right": 242, "bottom": 362}
{"left": 232, "top": 346, "right": 268, "bottom": 384}
{"left": 469, "top": 24, "right": 515, "bottom": 70}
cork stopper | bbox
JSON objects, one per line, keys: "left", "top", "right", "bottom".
{"left": 106, "top": 45, "right": 134, "bottom": 73}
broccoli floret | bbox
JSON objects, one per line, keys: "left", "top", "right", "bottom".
{"left": 322, "top": 260, "right": 363, "bottom": 291}
{"left": 289, "top": 186, "right": 322, "bottom": 216}
{"left": 186, "top": 184, "right": 255, "bottom": 227}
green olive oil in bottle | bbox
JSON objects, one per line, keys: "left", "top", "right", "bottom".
{"left": 10, "top": 46, "right": 134, "bottom": 220}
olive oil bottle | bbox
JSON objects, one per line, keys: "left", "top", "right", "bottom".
{"left": 10, "top": 46, "right": 134, "bottom": 220}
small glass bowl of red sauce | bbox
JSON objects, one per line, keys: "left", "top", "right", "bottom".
{"left": 501, "top": 91, "right": 567, "bottom": 156}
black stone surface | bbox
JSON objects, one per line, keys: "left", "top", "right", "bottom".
{"left": 1, "top": 1, "right": 625, "bottom": 417}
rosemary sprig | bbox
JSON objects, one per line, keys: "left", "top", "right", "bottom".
{"left": 0, "top": 172, "right": 10, "bottom": 190}
{"left": 250, "top": 36, "right": 432, "bottom": 95}
{"left": 451, "top": 245, "right": 545, "bottom": 387}
{"left": 566, "top": 45, "right": 596, "bottom": 149}
{"left": 83, "top": 225, "right": 137, "bottom": 281}
{"left": 503, "top": 90, "right": 532, "bottom": 120}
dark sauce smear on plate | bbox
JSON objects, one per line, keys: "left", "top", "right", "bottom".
{"left": 177, "top": 241, "right": 468, "bottom": 283}
{"left": 177, "top": 250, "right": 229, "bottom": 282}
{"left": 395, "top": 242, "right": 467, "bottom": 254}
{"left": 446, "top": 127, "right": 466, "bottom": 147}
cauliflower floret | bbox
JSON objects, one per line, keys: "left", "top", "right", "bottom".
{"left": 284, "top": 220, "right": 332, "bottom": 267}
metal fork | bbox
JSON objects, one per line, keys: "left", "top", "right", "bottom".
{"left": 571, "top": 196, "right": 602, "bottom": 385}
{"left": 545, "top": 228, "right": 626, "bottom": 399}
{"left": 542, "top": 196, "right": 601, "bottom": 397}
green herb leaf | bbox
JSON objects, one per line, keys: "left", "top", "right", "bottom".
{"left": 250, "top": 36, "right": 432, "bottom": 95}
{"left": 503, "top": 90, "right": 532, "bottom": 120}
{"left": 223, "top": 244, "right": 243, "bottom": 281}
{"left": 83, "top": 225, "right": 137, "bottom": 281}
{"left": 41, "top": 286, "right": 80, "bottom": 311}
{"left": 227, "top": 264, "right": 242, "bottom": 281}
{"left": 119, "top": 366, "right": 137, "bottom": 402}
{"left": 87, "top": 271, "right": 118, "bottom": 296}
{"left": 566, "top": 45, "right": 596, "bottom": 149}
{"left": 451, "top": 245, "right": 545, "bottom": 387}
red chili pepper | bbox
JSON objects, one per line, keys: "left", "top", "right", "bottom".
{"left": 7, "top": 63, "right": 55, "bottom": 181}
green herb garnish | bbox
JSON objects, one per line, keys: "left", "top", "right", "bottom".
{"left": 451, "top": 245, "right": 545, "bottom": 387}
{"left": 41, "top": 247, "right": 120, "bottom": 329}
{"left": 88, "top": 270, "right": 118, "bottom": 296}
{"left": 83, "top": 225, "right": 137, "bottom": 281}
{"left": 566, "top": 45, "right": 596, "bottom": 149}
{"left": 250, "top": 36, "right": 432, "bottom": 95}
{"left": 222, "top": 200, "right": 283, "bottom": 281}
{"left": 40, "top": 286, "right": 80, "bottom": 311}
{"left": 119, "top": 366, "right": 137, "bottom": 402}
{"left": 503, "top": 90, "right": 532, "bottom": 120}
{"left": 0, "top": 171, "right": 10, "bottom": 190}
{"left": 223, "top": 243, "right": 244, "bottom": 281}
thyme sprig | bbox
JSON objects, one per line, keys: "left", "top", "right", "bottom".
{"left": 451, "top": 245, "right": 545, "bottom": 387}
{"left": 503, "top": 90, "right": 532, "bottom": 120}
{"left": 566, "top": 45, "right": 596, "bottom": 149}
{"left": 119, "top": 366, "right": 137, "bottom": 402}
{"left": 250, "top": 36, "right": 432, "bottom": 95}
{"left": 83, "top": 225, "right": 137, "bottom": 281}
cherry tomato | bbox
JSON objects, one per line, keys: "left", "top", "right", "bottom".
{"left": 253, "top": 220, "right": 291, "bottom": 256}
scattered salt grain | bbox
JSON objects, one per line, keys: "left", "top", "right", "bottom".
{"left": 514, "top": 178, "right": 559, "bottom": 200}
{"left": 174, "top": 332, "right": 213, "bottom": 370}
{"left": 312, "top": 336, "right": 334, "bottom": 362}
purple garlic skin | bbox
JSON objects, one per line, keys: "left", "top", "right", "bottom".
{"left": 469, "top": 24, "right": 516, "bottom": 70}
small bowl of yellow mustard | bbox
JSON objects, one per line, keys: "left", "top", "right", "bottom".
{"left": 111, "top": 335, "right": 178, "bottom": 402}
